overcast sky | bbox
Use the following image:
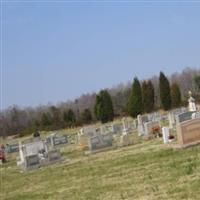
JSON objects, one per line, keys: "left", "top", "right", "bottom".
{"left": 1, "top": 1, "right": 200, "bottom": 109}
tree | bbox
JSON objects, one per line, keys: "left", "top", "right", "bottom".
{"left": 142, "top": 80, "right": 155, "bottom": 113}
{"left": 81, "top": 108, "right": 92, "bottom": 124}
{"left": 171, "top": 83, "right": 182, "bottom": 108}
{"left": 127, "top": 77, "right": 143, "bottom": 118}
{"left": 50, "top": 106, "right": 62, "bottom": 129}
{"left": 194, "top": 75, "right": 200, "bottom": 92}
{"left": 63, "top": 109, "right": 76, "bottom": 126}
{"left": 41, "top": 112, "right": 52, "bottom": 128}
{"left": 94, "top": 90, "right": 114, "bottom": 123}
{"left": 159, "top": 72, "right": 171, "bottom": 110}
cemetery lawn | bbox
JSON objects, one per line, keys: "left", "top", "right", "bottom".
{"left": 2, "top": 137, "right": 200, "bottom": 200}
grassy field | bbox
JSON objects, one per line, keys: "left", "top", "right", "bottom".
{"left": 1, "top": 129, "right": 200, "bottom": 200}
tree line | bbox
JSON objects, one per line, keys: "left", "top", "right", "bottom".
{"left": 0, "top": 68, "right": 200, "bottom": 137}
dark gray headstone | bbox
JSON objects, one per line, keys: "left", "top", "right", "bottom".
{"left": 53, "top": 135, "right": 68, "bottom": 146}
{"left": 6, "top": 143, "right": 19, "bottom": 153}
{"left": 176, "top": 111, "right": 196, "bottom": 123}
{"left": 25, "top": 154, "right": 40, "bottom": 169}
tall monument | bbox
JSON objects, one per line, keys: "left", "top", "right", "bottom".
{"left": 188, "top": 91, "right": 197, "bottom": 112}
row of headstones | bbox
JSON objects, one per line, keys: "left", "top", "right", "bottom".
{"left": 77, "top": 114, "right": 164, "bottom": 152}
{"left": 77, "top": 116, "right": 140, "bottom": 149}
{"left": 6, "top": 133, "right": 68, "bottom": 154}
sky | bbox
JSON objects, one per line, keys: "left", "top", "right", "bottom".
{"left": 1, "top": 1, "right": 200, "bottom": 109}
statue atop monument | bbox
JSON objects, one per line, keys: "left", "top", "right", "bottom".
{"left": 188, "top": 91, "right": 197, "bottom": 112}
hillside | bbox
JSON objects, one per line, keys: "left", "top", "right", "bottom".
{"left": 1, "top": 128, "right": 200, "bottom": 200}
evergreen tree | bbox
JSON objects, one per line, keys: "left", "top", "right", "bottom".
{"left": 81, "top": 108, "right": 92, "bottom": 124}
{"left": 127, "top": 77, "right": 143, "bottom": 118}
{"left": 63, "top": 109, "right": 76, "bottom": 126}
{"left": 41, "top": 112, "right": 52, "bottom": 128}
{"left": 147, "top": 80, "right": 155, "bottom": 112}
{"left": 142, "top": 81, "right": 148, "bottom": 113}
{"left": 94, "top": 90, "right": 114, "bottom": 123}
{"left": 142, "top": 80, "right": 155, "bottom": 113}
{"left": 194, "top": 75, "right": 200, "bottom": 91}
{"left": 159, "top": 72, "right": 171, "bottom": 110}
{"left": 50, "top": 106, "right": 62, "bottom": 129}
{"left": 171, "top": 83, "right": 181, "bottom": 108}
{"left": 94, "top": 95, "right": 101, "bottom": 120}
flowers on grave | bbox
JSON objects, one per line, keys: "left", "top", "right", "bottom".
{"left": 151, "top": 125, "right": 162, "bottom": 138}
{"left": 152, "top": 125, "right": 160, "bottom": 133}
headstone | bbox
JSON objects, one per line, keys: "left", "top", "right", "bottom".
{"left": 46, "top": 134, "right": 68, "bottom": 147}
{"left": 144, "top": 121, "right": 161, "bottom": 136}
{"left": 112, "top": 123, "right": 123, "bottom": 133}
{"left": 24, "top": 154, "right": 40, "bottom": 170}
{"left": 120, "top": 134, "right": 132, "bottom": 146}
{"left": 48, "top": 149, "right": 61, "bottom": 162}
{"left": 80, "top": 125, "right": 100, "bottom": 137}
{"left": 168, "top": 113, "right": 176, "bottom": 129}
{"left": 78, "top": 134, "right": 89, "bottom": 149}
{"left": 122, "top": 117, "right": 130, "bottom": 135}
{"left": 6, "top": 143, "right": 19, "bottom": 153}
{"left": 100, "top": 124, "right": 114, "bottom": 135}
{"left": 77, "top": 125, "right": 100, "bottom": 149}
{"left": 162, "top": 127, "right": 169, "bottom": 144}
{"left": 88, "top": 133, "right": 112, "bottom": 152}
{"left": 191, "top": 112, "right": 200, "bottom": 119}
{"left": 177, "top": 118, "right": 200, "bottom": 147}
{"left": 25, "top": 140, "right": 45, "bottom": 156}
{"left": 18, "top": 137, "right": 62, "bottom": 170}
{"left": 176, "top": 111, "right": 196, "bottom": 123}
{"left": 137, "top": 114, "right": 149, "bottom": 136}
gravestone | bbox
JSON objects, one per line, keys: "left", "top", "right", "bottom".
{"left": 24, "top": 154, "right": 40, "bottom": 170}
{"left": 78, "top": 134, "right": 89, "bottom": 149}
{"left": 176, "top": 111, "right": 196, "bottom": 123}
{"left": 6, "top": 143, "right": 19, "bottom": 153}
{"left": 120, "top": 117, "right": 132, "bottom": 146}
{"left": 122, "top": 117, "right": 130, "bottom": 135}
{"left": 144, "top": 121, "right": 161, "bottom": 136}
{"left": 168, "top": 107, "right": 188, "bottom": 129}
{"left": 137, "top": 114, "right": 149, "bottom": 136}
{"left": 120, "top": 134, "right": 132, "bottom": 146}
{"left": 48, "top": 149, "right": 61, "bottom": 162}
{"left": 100, "top": 124, "right": 114, "bottom": 135}
{"left": 191, "top": 112, "right": 200, "bottom": 119}
{"left": 168, "top": 113, "right": 176, "bottom": 129}
{"left": 88, "top": 133, "right": 113, "bottom": 152}
{"left": 18, "top": 137, "right": 46, "bottom": 169}
{"left": 177, "top": 118, "right": 200, "bottom": 147}
{"left": 18, "top": 137, "right": 62, "bottom": 170}
{"left": 46, "top": 134, "right": 68, "bottom": 147}
{"left": 80, "top": 125, "right": 100, "bottom": 137}
{"left": 77, "top": 125, "right": 100, "bottom": 149}
{"left": 112, "top": 123, "right": 123, "bottom": 133}
{"left": 162, "top": 127, "right": 169, "bottom": 144}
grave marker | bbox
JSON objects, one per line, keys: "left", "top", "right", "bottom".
{"left": 177, "top": 118, "right": 200, "bottom": 147}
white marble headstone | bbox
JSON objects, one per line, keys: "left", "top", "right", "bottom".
{"left": 162, "top": 127, "right": 169, "bottom": 144}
